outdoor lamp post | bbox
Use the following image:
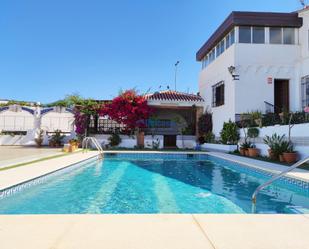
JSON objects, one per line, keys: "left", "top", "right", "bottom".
{"left": 174, "top": 61, "right": 180, "bottom": 91}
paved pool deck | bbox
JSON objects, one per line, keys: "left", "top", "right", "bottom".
{"left": 0, "top": 150, "right": 100, "bottom": 190}
{"left": 207, "top": 151, "right": 309, "bottom": 182}
{"left": 0, "top": 214, "right": 308, "bottom": 249}
{"left": 0, "top": 146, "right": 63, "bottom": 169}
{"left": 0, "top": 150, "right": 309, "bottom": 249}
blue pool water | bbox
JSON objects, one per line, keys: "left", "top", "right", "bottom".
{"left": 0, "top": 154, "right": 308, "bottom": 214}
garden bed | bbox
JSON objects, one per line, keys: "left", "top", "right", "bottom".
{"left": 229, "top": 151, "right": 309, "bottom": 171}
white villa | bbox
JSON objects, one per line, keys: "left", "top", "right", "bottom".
{"left": 197, "top": 8, "right": 309, "bottom": 135}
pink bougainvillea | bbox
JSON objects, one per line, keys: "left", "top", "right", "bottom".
{"left": 305, "top": 106, "right": 309, "bottom": 113}
{"left": 74, "top": 109, "right": 89, "bottom": 135}
{"left": 99, "top": 90, "right": 153, "bottom": 131}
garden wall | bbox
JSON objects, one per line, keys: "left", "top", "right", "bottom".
{"left": 240, "top": 123, "right": 309, "bottom": 159}
{"left": 94, "top": 134, "right": 197, "bottom": 149}
{"left": 94, "top": 134, "right": 164, "bottom": 149}
{"left": 176, "top": 135, "right": 196, "bottom": 149}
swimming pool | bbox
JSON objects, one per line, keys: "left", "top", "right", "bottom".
{"left": 0, "top": 153, "right": 308, "bottom": 214}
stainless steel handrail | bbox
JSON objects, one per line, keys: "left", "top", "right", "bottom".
{"left": 252, "top": 156, "right": 309, "bottom": 211}
{"left": 82, "top": 137, "right": 104, "bottom": 158}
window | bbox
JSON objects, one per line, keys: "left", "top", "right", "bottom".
{"left": 230, "top": 29, "right": 235, "bottom": 45}
{"left": 270, "top": 27, "right": 282, "bottom": 44}
{"left": 226, "top": 35, "right": 230, "bottom": 49}
{"left": 212, "top": 81, "right": 225, "bottom": 107}
{"left": 301, "top": 75, "right": 309, "bottom": 108}
{"left": 146, "top": 119, "right": 171, "bottom": 128}
{"left": 252, "top": 27, "right": 265, "bottom": 44}
{"left": 239, "top": 26, "right": 251, "bottom": 43}
{"left": 283, "top": 28, "right": 295, "bottom": 44}
{"left": 216, "top": 40, "right": 225, "bottom": 57}
{"left": 226, "top": 29, "right": 235, "bottom": 49}
{"left": 220, "top": 40, "right": 225, "bottom": 54}
{"left": 209, "top": 49, "right": 215, "bottom": 63}
{"left": 216, "top": 44, "right": 220, "bottom": 57}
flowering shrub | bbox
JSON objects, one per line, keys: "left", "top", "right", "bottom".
{"left": 305, "top": 106, "right": 309, "bottom": 113}
{"left": 74, "top": 110, "right": 89, "bottom": 135}
{"left": 73, "top": 99, "right": 102, "bottom": 137}
{"left": 99, "top": 90, "right": 153, "bottom": 131}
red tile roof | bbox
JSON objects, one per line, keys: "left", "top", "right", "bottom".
{"left": 145, "top": 90, "right": 204, "bottom": 102}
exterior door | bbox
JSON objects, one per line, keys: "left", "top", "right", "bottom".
{"left": 164, "top": 135, "right": 177, "bottom": 148}
{"left": 274, "top": 79, "right": 289, "bottom": 113}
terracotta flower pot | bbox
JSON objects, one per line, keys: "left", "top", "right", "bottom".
{"left": 239, "top": 148, "right": 247, "bottom": 156}
{"left": 279, "top": 154, "right": 285, "bottom": 162}
{"left": 283, "top": 152, "right": 298, "bottom": 164}
{"left": 245, "top": 149, "right": 250, "bottom": 156}
{"left": 268, "top": 149, "right": 276, "bottom": 160}
{"left": 137, "top": 131, "right": 145, "bottom": 148}
{"left": 248, "top": 148, "right": 259, "bottom": 157}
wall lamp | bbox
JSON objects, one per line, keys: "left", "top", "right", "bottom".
{"left": 228, "top": 66, "right": 239, "bottom": 80}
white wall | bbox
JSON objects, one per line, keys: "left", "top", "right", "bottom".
{"left": 41, "top": 111, "right": 74, "bottom": 132}
{"left": 94, "top": 134, "right": 165, "bottom": 149}
{"left": 0, "top": 106, "right": 75, "bottom": 146}
{"left": 94, "top": 134, "right": 197, "bottom": 149}
{"left": 0, "top": 109, "right": 34, "bottom": 131}
{"left": 240, "top": 123, "right": 309, "bottom": 159}
{"left": 176, "top": 135, "right": 196, "bottom": 149}
{"left": 199, "top": 10, "right": 309, "bottom": 135}
{"left": 234, "top": 43, "right": 300, "bottom": 113}
{"left": 199, "top": 45, "right": 236, "bottom": 136}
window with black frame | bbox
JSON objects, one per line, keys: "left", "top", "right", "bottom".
{"left": 212, "top": 81, "right": 225, "bottom": 107}
{"left": 301, "top": 75, "right": 309, "bottom": 108}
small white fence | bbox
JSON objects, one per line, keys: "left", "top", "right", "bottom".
{"left": 0, "top": 111, "right": 34, "bottom": 131}
{"left": 0, "top": 105, "right": 75, "bottom": 146}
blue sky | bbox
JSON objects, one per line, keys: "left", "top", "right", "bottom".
{"left": 0, "top": 0, "right": 302, "bottom": 103}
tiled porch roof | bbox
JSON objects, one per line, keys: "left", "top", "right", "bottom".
{"left": 145, "top": 90, "right": 204, "bottom": 102}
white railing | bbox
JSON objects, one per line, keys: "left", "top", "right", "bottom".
{"left": 82, "top": 137, "right": 104, "bottom": 158}
{"left": 251, "top": 156, "right": 309, "bottom": 212}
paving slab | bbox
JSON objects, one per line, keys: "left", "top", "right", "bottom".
{"left": 0, "top": 146, "right": 63, "bottom": 169}
{"left": 0, "top": 151, "right": 99, "bottom": 190}
{"left": 0, "top": 215, "right": 214, "bottom": 249}
{"left": 208, "top": 152, "right": 309, "bottom": 182}
{"left": 194, "top": 214, "right": 309, "bottom": 249}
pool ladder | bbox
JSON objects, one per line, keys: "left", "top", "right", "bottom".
{"left": 251, "top": 156, "right": 309, "bottom": 212}
{"left": 82, "top": 137, "right": 104, "bottom": 159}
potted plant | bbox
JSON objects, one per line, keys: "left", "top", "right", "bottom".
{"left": 276, "top": 140, "right": 290, "bottom": 162}
{"left": 49, "top": 129, "right": 65, "bottom": 147}
{"left": 263, "top": 133, "right": 285, "bottom": 160}
{"left": 35, "top": 129, "right": 44, "bottom": 147}
{"left": 239, "top": 141, "right": 252, "bottom": 156}
{"left": 137, "top": 130, "right": 145, "bottom": 149}
{"left": 247, "top": 127, "right": 260, "bottom": 157}
{"left": 69, "top": 138, "right": 80, "bottom": 151}
{"left": 251, "top": 111, "right": 262, "bottom": 127}
{"left": 283, "top": 143, "right": 298, "bottom": 164}
{"left": 108, "top": 133, "right": 121, "bottom": 147}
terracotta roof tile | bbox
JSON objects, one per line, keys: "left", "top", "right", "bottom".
{"left": 145, "top": 90, "right": 204, "bottom": 102}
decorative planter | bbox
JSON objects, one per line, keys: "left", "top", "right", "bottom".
{"left": 137, "top": 131, "right": 145, "bottom": 148}
{"left": 279, "top": 154, "right": 285, "bottom": 162}
{"left": 268, "top": 149, "right": 276, "bottom": 160}
{"left": 248, "top": 148, "right": 259, "bottom": 157}
{"left": 239, "top": 148, "right": 247, "bottom": 156}
{"left": 283, "top": 152, "right": 298, "bottom": 164}
{"left": 201, "top": 143, "right": 238, "bottom": 153}
{"left": 245, "top": 149, "right": 250, "bottom": 156}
